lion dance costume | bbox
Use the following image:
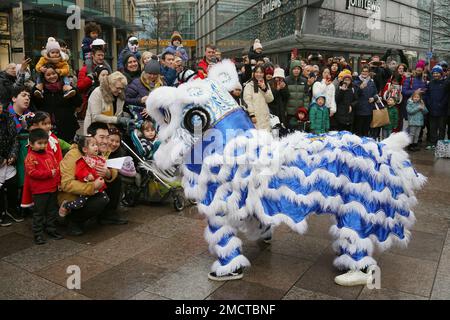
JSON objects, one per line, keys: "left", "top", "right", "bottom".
{"left": 146, "top": 60, "right": 426, "bottom": 286}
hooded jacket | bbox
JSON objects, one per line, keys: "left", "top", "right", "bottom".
{"left": 284, "top": 60, "right": 311, "bottom": 122}
{"left": 309, "top": 95, "right": 330, "bottom": 134}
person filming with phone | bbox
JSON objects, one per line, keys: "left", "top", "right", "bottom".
{"left": 243, "top": 65, "right": 274, "bottom": 131}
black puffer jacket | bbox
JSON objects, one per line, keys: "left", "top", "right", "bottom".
{"left": 268, "top": 79, "right": 290, "bottom": 126}
{"left": 0, "top": 71, "right": 25, "bottom": 109}
{"left": 0, "top": 112, "right": 19, "bottom": 164}
{"left": 335, "top": 82, "right": 358, "bottom": 126}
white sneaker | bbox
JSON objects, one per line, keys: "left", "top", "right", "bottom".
{"left": 334, "top": 270, "right": 370, "bottom": 286}
{"left": 208, "top": 268, "right": 243, "bottom": 281}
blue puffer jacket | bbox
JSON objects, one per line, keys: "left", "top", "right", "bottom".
{"left": 402, "top": 76, "right": 426, "bottom": 101}
{"left": 353, "top": 77, "right": 378, "bottom": 116}
{"left": 125, "top": 77, "right": 149, "bottom": 107}
{"left": 160, "top": 65, "right": 177, "bottom": 87}
{"left": 406, "top": 99, "right": 428, "bottom": 127}
{"left": 424, "top": 79, "right": 450, "bottom": 117}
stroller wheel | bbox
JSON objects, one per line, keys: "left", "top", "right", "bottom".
{"left": 173, "top": 194, "right": 185, "bottom": 212}
{"left": 122, "top": 188, "right": 137, "bottom": 207}
{"left": 188, "top": 199, "right": 197, "bottom": 206}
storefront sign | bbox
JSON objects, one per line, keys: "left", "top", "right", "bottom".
{"left": 261, "top": 0, "right": 282, "bottom": 18}
{"left": 346, "top": 0, "right": 381, "bottom": 12}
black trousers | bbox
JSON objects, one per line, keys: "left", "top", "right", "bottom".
{"left": 99, "top": 175, "right": 122, "bottom": 220}
{"left": 32, "top": 192, "right": 58, "bottom": 236}
{"left": 429, "top": 116, "right": 447, "bottom": 145}
{"left": 65, "top": 192, "right": 109, "bottom": 225}
{"left": 354, "top": 115, "right": 372, "bottom": 137}
{"left": 0, "top": 174, "right": 18, "bottom": 213}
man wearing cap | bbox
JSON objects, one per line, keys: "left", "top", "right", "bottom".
{"left": 118, "top": 36, "right": 141, "bottom": 71}
{"left": 402, "top": 60, "right": 427, "bottom": 127}
{"left": 424, "top": 65, "right": 450, "bottom": 149}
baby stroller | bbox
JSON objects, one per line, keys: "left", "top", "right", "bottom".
{"left": 120, "top": 105, "right": 187, "bottom": 211}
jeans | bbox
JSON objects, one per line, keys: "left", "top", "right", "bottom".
{"left": 409, "top": 126, "right": 422, "bottom": 144}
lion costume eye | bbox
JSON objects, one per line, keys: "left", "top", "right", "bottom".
{"left": 159, "top": 108, "right": 171, "bottom": 124}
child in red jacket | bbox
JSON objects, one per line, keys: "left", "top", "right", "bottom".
{"left": 59, "top": 135, "right": 106, "bottom": 217}
{"left": 21, "top": 111, "right": 66, "bottom": 209}
{"left": 25, "top": 129, "right": 63, "bottom": 245}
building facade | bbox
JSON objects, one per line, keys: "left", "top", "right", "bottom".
{"left": 196, "top": 0, "right": 449, "bottom": 69}
{"left": 135, "top": 0, "right": 196, "bottom": 61}
{"left": 0, "top": 0, "right": 138, "bottom": 72}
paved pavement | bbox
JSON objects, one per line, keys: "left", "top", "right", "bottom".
{"left": 0, "top": 149, "right": 449, "bottom": 300}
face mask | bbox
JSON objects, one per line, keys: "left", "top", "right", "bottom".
{"left": 128, "top": 40, "right": 139, "bottom": 53}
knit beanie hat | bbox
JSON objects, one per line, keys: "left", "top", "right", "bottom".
{"left": 253, "top": 39, "right": 263, "bottom": 51}
{"left": 144, "top": 55, "right": 161, "bottom": 75}
{"left": 46, "top": 37, "right": 61, "bottom": 53}
{"left": 93, "top": 64, "right": 111, "bottom": 77}
{"left": 431, "top": 65, "right": 444, "bottom": 74}
{"left": 171, "top": 31, "right": 183, "bottom": 44}
{"left": 265, "top": 66, "right": 274, "bottom": 76}
{"left": 415, "top": 59, "right": 426, "bottom": 70}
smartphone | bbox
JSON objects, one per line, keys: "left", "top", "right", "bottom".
{"left": 309, "top": 72, "right": 316, "bottom": 78}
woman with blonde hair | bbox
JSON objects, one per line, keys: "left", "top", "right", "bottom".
{"left": 141, "top": 51, "right": 154, "bottom": 67}
{"left": 84, "top": 71, "right": 130, "bottom": 133}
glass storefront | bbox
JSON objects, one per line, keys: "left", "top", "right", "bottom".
{"left": 197, "top": 0, "right": 449, "bottom": 63}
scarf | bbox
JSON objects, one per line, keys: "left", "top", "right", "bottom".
{"left": 141, "top": 73, "right": 162, "bottom": 92}
{"left": 44, "top": 81, "right": 63, "bottom": 93}
{"left": 82, "top": 155, "right": 106, "bottom": 169}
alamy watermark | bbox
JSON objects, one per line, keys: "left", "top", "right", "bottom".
{"left": 366, "top": 265, "right": 381, "bottom": 289}
{"left": 66, "top": 5, "right": 81, "bottom": 30}
{"left": 66, "top": 265, "right": 81, "bottom": 290}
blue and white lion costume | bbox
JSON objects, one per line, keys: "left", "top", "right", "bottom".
{"left": 146, "top": 60, "right": 426, "bottom": 286}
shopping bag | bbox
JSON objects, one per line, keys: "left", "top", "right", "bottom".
{"left": 435, "top": 140, "right": 450, "bottom": 158}
{"left": 370, "top": 100, "right": 390, "bottom": 128}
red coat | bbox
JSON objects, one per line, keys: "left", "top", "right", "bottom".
{"left": 75, "top": 156, "right": 107, "bottom": 192}
{"left": 21, "top": 133, "right": 63, "bottom": 206}
{"left": 197, "top": 58, "right": 209, "bottom": 79}
{"left": 24, "top": 150, "right": 61, "bottom": 195}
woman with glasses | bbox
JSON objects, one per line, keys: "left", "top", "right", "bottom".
{"left": 83, "top": 72, "right": 130, "bottom": 134}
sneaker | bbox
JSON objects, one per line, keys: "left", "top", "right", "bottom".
{"left": 425, "top": 145, "right": 435, "bottom": 150}
{"left": 59, "top": 200, "right": 70, "bottom": 217}
{"left": 0, "top": 213, "right": 13, "bottom": 227}
{"left": 208, "top": 268, "right": 244, "bottom": 281}
{"left": 334, "top": 270, "right": 370, "bottom": 286}
{"left": 6, "top": 208, "right": 24, "bottom": 223}
{"left": 34, "top": 235, "right": 46, "bottom": 245}
{"left": 33, "top": 89, "right": 43, "bottom": 99}
{"left": 262, "top": 235, "right": 272, "bottom": 244}
{"left": 63, "top": 89, "right": 76, "bottom": 99}
{"left": 46, "top": 231, "right": 64, "bottom": 240}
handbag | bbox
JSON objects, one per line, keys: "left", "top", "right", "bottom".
{"left": 435, "top": 140, "right": 450, "bottom": 158}
{"left": 370, "top": 100, "right": 390, "bottom": 128}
